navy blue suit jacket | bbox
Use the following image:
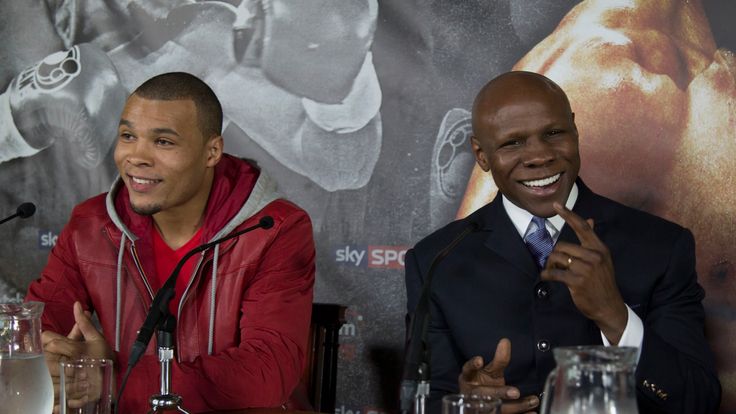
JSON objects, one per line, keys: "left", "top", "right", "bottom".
{"left": 405, "top": 181, "right": 720, "bottom": 413}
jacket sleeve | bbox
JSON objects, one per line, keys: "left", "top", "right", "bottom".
{"left": 635, "top": 228, "right": 721, "bottom": 413}
{"left": 134, "top": 209, "right": 316, "bottom": 410}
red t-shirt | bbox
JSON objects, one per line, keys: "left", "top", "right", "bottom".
{"left": 152, "top": 226, "right": 204, "bottom": 317}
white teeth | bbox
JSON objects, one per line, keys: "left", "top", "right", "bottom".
{"left": 523, "top": 173, "right": 561, "bottom": 187}
{"left": 131, "top": 177, "right": 158, "bottom": 185}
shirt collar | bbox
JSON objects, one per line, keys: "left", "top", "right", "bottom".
{"left": 502, "top": 183, "right": 579, "bottom": 242}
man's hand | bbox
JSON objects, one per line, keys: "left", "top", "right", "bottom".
{"left": 43, "top": 302, "right": 114, "bottom": 361}
{"left": 42, "top": 302, "right": 114, "bottom": 411}
{"left": 541, "top": 203, "right": 628, "bottom": 344}
{"left": 458, "top": 338, "right": 540, "bottom": 413}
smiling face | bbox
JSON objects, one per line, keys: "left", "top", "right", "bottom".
{"left": 114, "top": 95, "right": 222, "bottom": 221}
{"left": 471, "top": 72, "right": 580, "bottom": 218}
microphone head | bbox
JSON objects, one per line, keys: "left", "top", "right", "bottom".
{"left": 259, "top": 216, "right": 274, "bottom": 229}
{"left": 16, "top": 202, "right": 36, "bottom": 219}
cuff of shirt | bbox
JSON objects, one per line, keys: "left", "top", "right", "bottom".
{"left": 302, "top": 52, "right": 381, "bottom": 133}
{"left": 600, "top": 305, "right": 644, "bottom": 360}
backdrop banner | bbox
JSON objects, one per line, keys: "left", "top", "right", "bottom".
{"left": 1, "top": 0, "right": 734, "bottom": 412}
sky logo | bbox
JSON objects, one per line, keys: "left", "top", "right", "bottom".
{"left": 38, "top": 229, "right": 59, "bottom": 249}
{"left": 335, "top": 245, "right": 367, "bottom": 267}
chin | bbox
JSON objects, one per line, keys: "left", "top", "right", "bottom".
{"left": 527, "top": 196, "right": 565, "bottom": 218}
{"left": 532, "top": 207, "right": 558, "bottom": 219}
{"left": 130, "top": 201, "right": 162, "bottom": 216}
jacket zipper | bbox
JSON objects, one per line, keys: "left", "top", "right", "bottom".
{"left": 129, "top": 242, "right": 155, "bottom": 300}
{"left": 177, "top": 251, "right": 207, "bottom": 318}
{"left": 176, "top": 251, "right": 207, "bottom": 363}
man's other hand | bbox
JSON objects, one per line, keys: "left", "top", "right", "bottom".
{"left": 458, "top": 338, "right": 540, "bottom": 413}
{"left": 42, "top": 302, "right": 114, "bottom": 408}
{"left": 66, "top": 301, "right": 114, "bottom": 360}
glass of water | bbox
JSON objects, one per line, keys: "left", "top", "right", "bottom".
{"left": 60, "top": 358, "right": 114, "bottom": 414}
{"left": 442, "top": 394, "right": 502, "bottom": 414}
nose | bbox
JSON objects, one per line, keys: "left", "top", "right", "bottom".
{"left": 521, "top": 138, "right": 554, "bottom": 168}
{"left": 119, "top": 138, "right": 153, "bottom": 167}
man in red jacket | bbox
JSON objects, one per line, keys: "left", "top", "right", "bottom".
{"left": 26, "top": 72, "right": 316, "bottom": 413}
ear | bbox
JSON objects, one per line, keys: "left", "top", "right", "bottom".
{"left": 206, "top": 135, "right": 224, "bottom": 167}
{"left": 470, "top": 136, "right": 491, "bottom": 172}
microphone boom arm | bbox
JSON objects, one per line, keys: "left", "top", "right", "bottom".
{"left": 400, "top": 221, "right": 478, "bottom": 414}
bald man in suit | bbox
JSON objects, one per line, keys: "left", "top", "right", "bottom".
{"left": 405, "top": 71, "right": 720, "bottom": 413}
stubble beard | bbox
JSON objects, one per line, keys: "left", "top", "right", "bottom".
{"left": 130, "top": 201, "right": 162, "bottom": 216}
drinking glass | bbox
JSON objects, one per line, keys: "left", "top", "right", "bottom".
{"left": 442, "top": 394, "right": 501, "bottom": 414}
{"left": 60, "top": 358, "right": 114, "bottom": 414}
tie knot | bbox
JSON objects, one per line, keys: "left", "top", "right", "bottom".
{"left": 531, "top": 216, "right": 546, "bottom": 230}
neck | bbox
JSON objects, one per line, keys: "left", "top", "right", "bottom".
{"left": 153, "top": 214, "right": 203, "bottom": 250}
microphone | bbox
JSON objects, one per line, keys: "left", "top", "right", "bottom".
{"left": 0, "top": 202, "right": 36, "bottom": 225}
{"left": 400, "top": 220, "right": 479, "bottom": 414}
{"left": 127, "top": 215, "right": 274, "bottom": 368}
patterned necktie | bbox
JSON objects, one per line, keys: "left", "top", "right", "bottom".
{"left": 525, "top": 216, "right": 554, "bottom": 269}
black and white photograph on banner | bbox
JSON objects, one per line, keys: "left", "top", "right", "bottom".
{"left": 1, "top": 0, "right": 735, "bottom": 412}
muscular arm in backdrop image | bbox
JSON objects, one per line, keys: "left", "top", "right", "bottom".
{"left": 1, "top": 0, "right": 734, "bottom": 413}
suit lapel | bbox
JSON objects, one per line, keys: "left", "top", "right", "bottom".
{"left": 560, "top": 180, "right": 614, "bottom": 244}
{"left": 557, "top": 183, "right": 620, "bottom": 326}
{"left": 478, "top": 195, "right": 539, "bottom": 279}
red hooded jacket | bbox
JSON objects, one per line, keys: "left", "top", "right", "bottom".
{"left": 27, "top": 155, "right": 315, "bottom": 413}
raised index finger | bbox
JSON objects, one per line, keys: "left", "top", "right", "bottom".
{"left": 553, "top": 202, "right": 598, "bottom": 247}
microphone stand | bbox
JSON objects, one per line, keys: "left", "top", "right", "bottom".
{"left": 400, "top": 221, "right": 478, "bottom": 414}
{"left": 148, "top": 314, "right": 189, "bottom": 413}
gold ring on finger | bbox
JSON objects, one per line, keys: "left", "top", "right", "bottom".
{"left": 567, "top": 256, "right": 573, "bottom": 269}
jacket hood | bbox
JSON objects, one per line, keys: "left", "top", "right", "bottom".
{"left": 106, "top": 154, "right": 280, "bottom": 242}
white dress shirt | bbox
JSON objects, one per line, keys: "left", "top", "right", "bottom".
{"left": 501, "top": 183, "right": 643, "bottom": 357}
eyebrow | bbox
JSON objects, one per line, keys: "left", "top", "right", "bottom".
{"left": 152, "top": 128, "right": 180, "bottom": 137}
{"left": 118, "top": 119, "right": 180, "bottom": 137}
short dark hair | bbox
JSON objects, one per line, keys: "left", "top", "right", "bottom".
{"left": 132, "top": 72, "right": 223, "bottom": 138}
